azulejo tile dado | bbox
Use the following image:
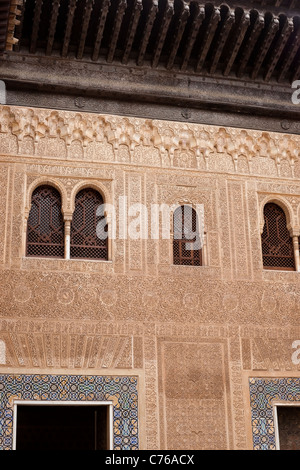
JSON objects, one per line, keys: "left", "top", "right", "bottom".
{"left": 249, "top": 377, "right": 300, "bottom": 450}
{"left": 0, "top": 374, "right": 139, "bottom": 450}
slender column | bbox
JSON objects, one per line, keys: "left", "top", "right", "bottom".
{"left": 106, "top": 211, "right": 112, "bottom": 261}
{"left": 64, "top": 218, "right": 71, "bottom": 260}
{"left": 23, "top": 213, "right": 29, "bottom": 256}
{"left": 293, "top": 235, "right": 300, "bottom": 272}
{"left": 202, "top": 232, "right": 207, "bottom": 267}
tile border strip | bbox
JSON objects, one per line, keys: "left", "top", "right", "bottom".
{"left": 0, "top": 373, "right": 139, "bottom": 450}
{"left": 249, "top": 377, "right": 300, "bottom": 450}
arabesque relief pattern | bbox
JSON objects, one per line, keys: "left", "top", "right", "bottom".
{"left": 0, "top": 106, "right": 299, "bottom": 177}
{"left": 1, "top": 105, "right": 300, "bottom": 450}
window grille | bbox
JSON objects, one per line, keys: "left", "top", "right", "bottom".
{"left": 70, "top": 188, "right": 108, "bottom": 260}
{"left": 26, "top": 185, "right": 64, "bottom": 258}
{"left": 173, "top": 205, "right": 202, "bottom": 266}
{"left": 261, "top": 202, "right": 295, "bottom": 270}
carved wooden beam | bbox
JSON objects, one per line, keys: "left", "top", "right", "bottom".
{"left": 209, "top": 7, "right": 235, "bottom": 75}
{"left": 62, "top": 0, "right": 77, "bottom": 58}
{"left": 46, "top": 0, "right": 61, "bottom": 55}
{"left": 77, "top": 0, "right": 94, "bottom": 60}
{"left": 5, "top": 0, "right": 22, "bottom": 51}
{"left": 291, "top": 56, "right": 300, "bottom": 82}
{"left": 122, "top": 0, "right": 143, "bottom": 64}
{"left": 107, "top": 0, "right": 127, "bottom": 63}
{"left": 137, "top": 0, "right": 158, "bottom": 66}
{"left": 166, "top": 0, "right": 189, "bottom": 70}
{"left": 152, "top": 0, "right": 174, "bottom": 68}
{"left": 30, "top": 0, "right": 43, "bottom": 54}
{"left": 195, "top": 6, "right": 220, "bottom": 73}
{"left": 237, "top": 10, "right": 264, "bottom": 78}
{"left": 264, "top": 16, "right": 293, "bottom": 82}
{"left": 223, "top": 8, "right": 250, "bottom": 77}
{"left": 278, "top": 20, "right": 300, "bottom": 82}
{"left": 91, "top": 0, "right": 110, "bottom": 61}
{"left": 13, "top": 0, "right": 25, "bottom": 53}
{"left": 180, "top": 4, "right": 205, "bottom": 72}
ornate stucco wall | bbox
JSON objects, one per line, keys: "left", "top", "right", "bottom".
{"left": 1, "top": 105, "right": 300, "bottom": 450}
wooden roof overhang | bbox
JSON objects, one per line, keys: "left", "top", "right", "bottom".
{"left": 0, "top": 0, "right": 300, "bottom": 133}
{"left": 0, "top": 1, "right": 11, "bottom": 53}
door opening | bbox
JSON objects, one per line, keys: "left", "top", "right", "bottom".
{"left": 14, "top": 402, "right": 112, "bottom": 450}
{"left": 276, "top": 405, "right": 300, "bottom": 450}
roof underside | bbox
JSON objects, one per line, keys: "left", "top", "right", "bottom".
{"left": 11, "top": 0, "right": 300, "bottom": 83}
{"left": 1, "top": 1, "right": 300, "bottom": 130}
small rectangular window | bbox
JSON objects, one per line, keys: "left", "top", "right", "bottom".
{"left": 173, "top": 205, "right": 202, "bottom": 266}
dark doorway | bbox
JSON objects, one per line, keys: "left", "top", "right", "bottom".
{"left": 277, "top": 406, "right": 300, "bottom": 450}
{"left": 16, "top": 404, "right": 110, "bottom": 450}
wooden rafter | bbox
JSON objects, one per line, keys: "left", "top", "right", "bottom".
{"left": 77, "top": 0, "right": 94, "bottom": 60}
{"left": 137, "top": 0, "right": 158, "bottom": 66}
{"left": 264, "top": 16, "right": 293, "bottom": 81}
{"left": 209, "top": 8, "right": 235, "bottom": 74}
{"left": 30, "top": 0, "right": 44, "bottom": 54}
{"left": 92, "top": 0, "right": 110, "bottom": 61}
{"left": 166, "top": 0, "right": 190, "bottom": 70}
{"left": 122, "top": 0, "right": 143, "bottom": 64}
{"left": 180, "top": 4, "right": 205, "bottom": 71}
{"left": 152, "top": 0, "right": 174, "bottom": 68}
{"left": 278, "top": 20, "right": 300, "bottom": 82}
{"left": 195, "top": 6, "right": 220, "bottom": 73}
{"left": 291, "top": 56, "right": 300, "bottom": 81}
{"left": 46, "top": 0, "right": 61, "bottom": 55}
{"left": 223, "top": 9, "right": 250, "bottom": 77}
{"left": 61, "top": 0, "right": 77, "bottom": 57}
{"left": 251, "top": 14, "right": 280, "bottom": 80}
{"left": 107, "top": 0, "right": 127, "bottom": 63}
{"left": 236, "top": 11, "right": 264, "bottom": 78}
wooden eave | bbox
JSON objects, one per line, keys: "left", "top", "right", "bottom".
{"left": 0, "top": 0, "right": 300, "bottom": 130}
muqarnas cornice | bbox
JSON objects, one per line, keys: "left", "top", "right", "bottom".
{"left": 0, "top": 105, "right": 299, "bottom": 178}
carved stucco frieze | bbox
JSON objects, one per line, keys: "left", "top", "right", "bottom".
{"left": 0, "top": 105, "right": 299, "bottom": 178}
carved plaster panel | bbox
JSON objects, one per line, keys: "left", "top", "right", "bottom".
{"left": 0, "top": 106, "right": 299, "bottom": 178}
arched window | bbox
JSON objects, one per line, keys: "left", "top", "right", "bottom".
{"left": 26, "top": 185, "right": 64, "bottom": 258}
{"left": 261, "top": 202, "right": 295, "bottom": 271}
{"left": 173, "top": 205, "right": 202, "bottom": 266}
{"left": 70, "top": 188, "right": 108, "bottom": 260}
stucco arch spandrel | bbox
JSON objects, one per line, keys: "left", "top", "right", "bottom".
{"left": 69, "top": 180, "right": 111, "bottom": 213}
{"left": 25, "top": 177, "right": 68, "bottom": 218}
{"left": 259, "top": 195, "right": 295, "bottom": 236}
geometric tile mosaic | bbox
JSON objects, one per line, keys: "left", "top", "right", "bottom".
{"left": 0, "top": 374, "right": 139, "bottom": 450}
{"left": 249, "top": 377, "right": 300, "bottom": 450}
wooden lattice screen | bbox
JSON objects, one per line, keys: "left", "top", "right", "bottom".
{"left": 70, "top": 188, "right": 108, "bottom": 260}
{"left": 26, "top": 185, "right": 64, "bottom": 258}
{"left": 173, "top": 205, "right": 202, "bottom": 266}
{"left": 261, "top": 202, "right": 295, "bottom": 270}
